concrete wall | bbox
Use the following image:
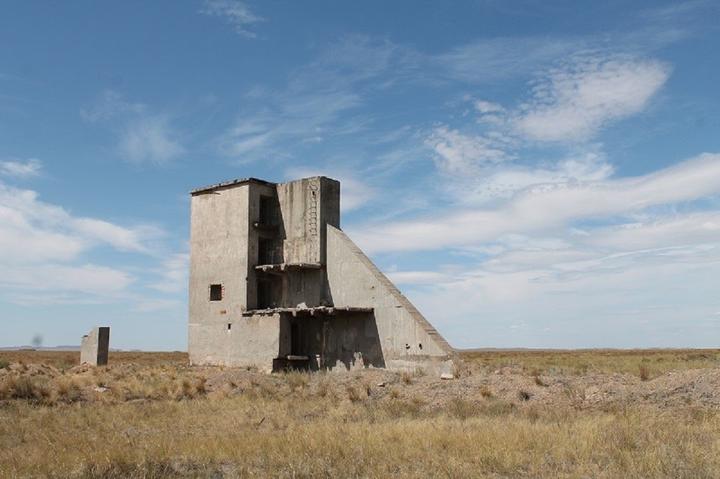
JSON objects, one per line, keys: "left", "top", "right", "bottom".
{"left": 188, "top": 313, "right": 287, "bottom": 371}
{"left": 326, "top": 225, "right": 454, "bottom": 373}
{"left": 188, "top": 184, "right": 250, "bottom": 365}
{"left": 80, "top": 327, "right": 109, "bottom": 366}
{"left": 282, "top": 269, "right": 326, "bottom": 308}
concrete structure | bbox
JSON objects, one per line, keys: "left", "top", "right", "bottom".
{"left": 80, "top": 327, "right": 110, "bottom": 366}
{"left": 188, "top": 176, "right": 454, "bottom": 374}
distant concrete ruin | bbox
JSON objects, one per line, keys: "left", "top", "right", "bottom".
{"left": 188, "top": 176, "right": 454, "bottom": 374}
{"left": 80, "top": 327, "right": 110, "bottom": 366}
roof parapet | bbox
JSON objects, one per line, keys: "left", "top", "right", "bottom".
{"left": 190, "top": 177, "right": 276, "bottom": 195}
{"left": 190, "top": 175, "right": 339, "bottom": 196}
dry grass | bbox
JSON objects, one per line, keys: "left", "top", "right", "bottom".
{"left": 461, "top": 348, "right": 720, "bottom": 378}
{"left": 0, "top": 349, "right": 719, "bottom": 478}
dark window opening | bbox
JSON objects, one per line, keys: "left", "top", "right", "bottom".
{"left": 227, "top": 323, "right": 232, "bottom": 331}
{"left": 209, "top": 284, "right": 223, "bottom": 301}
{"left": 257, "top": 279, "right": 275, "bottom": 309}
{"left": 258, "top": 237, "right": 280, "bottom": 264}
{"left": 259, "top": 195, "right": 279, "bottom": 226}
{"left": 291, "top": 322, "right": 301, "bottom": 355}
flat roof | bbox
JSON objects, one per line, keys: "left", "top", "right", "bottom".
{"left": 190, "top": 177, "right": 276, "bottom": 195}
{"left": 191, "top": 175, "right": 339, "bottom": 196}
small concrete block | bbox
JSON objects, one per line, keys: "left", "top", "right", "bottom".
{"left": 440, "top": 373, "right": 455, "bottom": 380}
{"left": 80, "top": 327, "right": 110, "bottom": 366}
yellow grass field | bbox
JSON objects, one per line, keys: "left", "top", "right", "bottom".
{"left": 1, "top": 349, "right": 719, "bottom": 478}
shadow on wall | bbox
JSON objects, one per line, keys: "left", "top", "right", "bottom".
{"left": 290, "top": 312, "right": 385, "bottom": 371}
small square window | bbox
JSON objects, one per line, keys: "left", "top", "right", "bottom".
{"left": 209, "top": 284, "right": 223, "bottom": 301}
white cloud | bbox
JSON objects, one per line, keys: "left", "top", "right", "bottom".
{"left": 80, "top": 90, "right": 145, "bottom": 122}
{"left": 387, "top": 271, "right": 451, "bottom": 285}
{"left": 0, "top": 158, "right": 42, "bottom": 178}
{"left": 0, "top": 180, "right": 171, "bottom": 304}
{"left": 352, "top": 153, "right": 720, "bottom": 253}
{"left": 474, "top": 100, "right": 504, "bottom": 114}
{"left": 200, "top": 0, "right": 263, "bottom": 38}
{"left": 0, "top": 207, "right": 85, "bottom": 264}
{"left": 132, "top": 298, "right": 184, "bottom": 313}
{"left": 426, "top": 55, "right": 664, "bottom": 197}
{"left": 394, "top": 209, "right": 720, "bottom": 348}
{"left": 458, "top": 150, "right": 614, "bottom": 205}
{"left": 82, "top": 91, "right": 184, "bottom": 166}
{"left": 411, "top": 253, "right": 720, "bottom": 348}
{"left": 0, "top": 182, "right": 158, "bottom": 260}
{"left": 584, "top": 212, "right": 720, "bottom": 251}
{"left": 515, "top": 56, "right": 670, "bottom": 142}
{"left": 218, "top": 36, "right": 414, "bottom": 163}
{"left": 219, "top": 91, "right": 361, "bottom": 163}
{"left": 437, "top": 37, "right": 580, "bottom": 84}
{"left": 0, "top": 264, "right": 133, "bottom": 296}
{"left": 149, "top": 253, "right": 189, "bottom": 294}
{"left": 426, "top": 126, "right": 514, "bottom": 175}
{"left": 118, "top": 116, "right": 185, "bottom": 165}
{"left": 72, "top": 218, "right": 162, "bottom": 253}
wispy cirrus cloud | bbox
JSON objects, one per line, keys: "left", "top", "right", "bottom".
{"left": 118, "top": 116, "right": 185, "bottom": 165}
{"left": 0, "top": 158, "right": 42, "bottom": 178}
{"left": 400, "top": 204, "right": 720, "bottom": 348}
{"left": 435, "top": 36, "right": 581, "bottom": 84}
{"left": 149, "top": 253, "right": 189, "bottom": 294}
{"left": 426, "top": 126, "right": 515, "bottom": 175}
{"left": 514, "top": 56, "right": 670, "bottom": 142}
{"left": 82, "top": 90, "right": 185, "bottom": 165}
{"left": 423, "top": 53, "right": 669, "bottom": 210}
{"left": 200, "top": 0, "right": 263, "bottom": 38}
{"left": 217, "top": 35, "right": 411, "bottom": 163}
{"left": 352, "top": 153, "right": 720, "bottom": 253}
{"left": 80, "top": 90, "right": 146, "bottom": 122}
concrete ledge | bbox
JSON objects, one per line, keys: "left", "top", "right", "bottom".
{"left": 191, "top": 177, "right": 276, "bottom": 195}
{"left": 254, "top": 263, "right": 322, "bottom": 273}
{"left": 242, "top": 306, "right": 373, "bottom": 317}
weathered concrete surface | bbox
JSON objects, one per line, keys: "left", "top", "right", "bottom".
{"left": 189, "top": 313, "right": 287, "bottom": 372}
{"left": 80, "top": 327, "right": 110, "bottom": 366}
{"left": 189, "top": 183, "right": 251, "bottom": 365}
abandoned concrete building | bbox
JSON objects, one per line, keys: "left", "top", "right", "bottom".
{"left": 188, "top": 176, "right": 454, "bottom": 374}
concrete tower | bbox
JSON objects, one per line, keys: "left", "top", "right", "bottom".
{"left": 188, "top": 176, "right": 454, "bottom": 374}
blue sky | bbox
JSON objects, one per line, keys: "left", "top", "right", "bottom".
{"left": 2, "top": 1, "right": 719, "bottom": 350}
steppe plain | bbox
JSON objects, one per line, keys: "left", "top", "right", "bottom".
{"left": 1, "top": 349, "right": 719, "bottom": 478}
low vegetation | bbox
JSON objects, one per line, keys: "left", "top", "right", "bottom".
{"left": 0, "top": 349, "right": 718, "bottom": 478}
